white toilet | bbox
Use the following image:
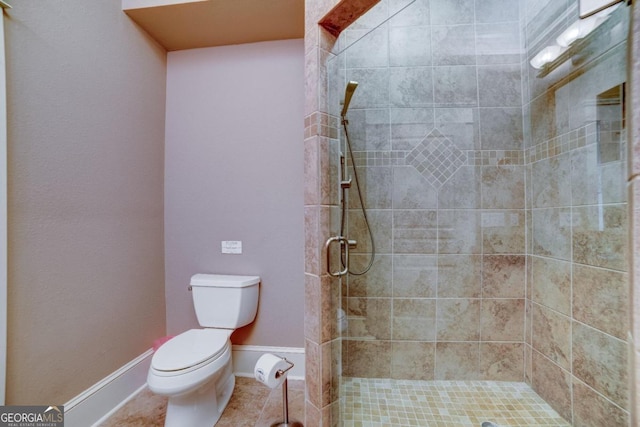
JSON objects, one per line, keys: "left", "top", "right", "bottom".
{"left": 147, "top": 274, "right": 260, "bottom": 427}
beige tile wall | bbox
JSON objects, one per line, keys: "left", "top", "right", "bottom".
{"left": 333, "top": 0, "right": 527, "bottom": 387}
{"left": 304, "top": 1, "right": 382, "bottom": 426}
{"left": 304, "top": 1, "right": 640, "bottom": 427}
{"left": 523, "top": 2, "right": 632, "bottom": 424}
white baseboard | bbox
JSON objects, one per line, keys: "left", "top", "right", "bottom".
{"left": 62, "top": 345, "right": 305, "bottom": 426}
{"left": 64, "top": 349, "right": 154, "bottom": 427}
{"left": 232, "top": 345, "right": 305, "bottom": 381}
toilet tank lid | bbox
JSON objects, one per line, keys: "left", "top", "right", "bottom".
{"left": 190, "top": 274, "right": 260, "bottom": 288}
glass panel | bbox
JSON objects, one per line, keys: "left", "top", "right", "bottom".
{"left": 597, "top": 84, "right": 624, "bottom": 163}
{"left": 327, "top": 0, "right": 630, "bottom": 425}
{"left": 580, "top": 0, "right": 623, "bottom": 17}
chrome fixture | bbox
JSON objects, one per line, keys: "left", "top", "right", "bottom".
{"left": 325, "top": 236, "right": 349, "bottom": 277}
{"left": 326, "top": 81, "right": 376, "bottom": 277}
{"left": 340, "top": 81, "right": 358, "bottom": 118}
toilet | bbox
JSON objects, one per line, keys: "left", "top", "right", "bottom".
{"left": 147, "top": 274, "right": 260, "bottom": 427}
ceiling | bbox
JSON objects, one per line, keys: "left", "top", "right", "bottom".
{"left": 122, "top": 0, "right": 305, "bottom": 51}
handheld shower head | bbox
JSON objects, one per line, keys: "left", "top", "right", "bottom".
{"left": 341, "top": 81, "right": 358, "bottom": 117}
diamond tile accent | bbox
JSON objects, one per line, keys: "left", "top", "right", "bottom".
{"left": 406, "top": 129, "right": 466, "bottom": 188}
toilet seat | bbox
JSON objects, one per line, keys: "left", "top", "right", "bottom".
{"left": 152, "top": 329, "right": 230, "bottom": 373}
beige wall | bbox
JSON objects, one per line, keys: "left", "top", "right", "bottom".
{"left": 164, "top": 40, "right": 305, "bottom": 347}
{"left": 5, "top": 1, "right": 167, "bottom": 404}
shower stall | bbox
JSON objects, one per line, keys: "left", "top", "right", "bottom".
{"left": 304, "top": 0, "right": 633, "bottom": 425}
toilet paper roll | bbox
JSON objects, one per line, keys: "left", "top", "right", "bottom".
{"left": 254, "top": 353, "right": 290, "bottom": 389}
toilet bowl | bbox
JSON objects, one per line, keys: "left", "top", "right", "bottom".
{"left": 147, "top": 329, "right": 234, "bottom": 427}
{"left": 146, "top": 274, "right": 260, "bottom": 427}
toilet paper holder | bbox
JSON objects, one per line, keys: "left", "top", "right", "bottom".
{"left": 275, "top": 357, "right": 294, "bottom": 379}
{"left": 271, "top": 356, "right": 303, "bottom": 427}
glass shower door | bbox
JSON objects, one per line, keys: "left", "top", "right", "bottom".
{"left": 325, "top": 0, "right": 631, "bottom": 425}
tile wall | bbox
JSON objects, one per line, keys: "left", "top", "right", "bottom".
{"left": 522, "top": 1, "right": 629, "bottom": 424}
{"left": 305, "top": 0, "right": 638, "bottom": 426}
{"left": 330, "top": 0, "right": 527, "bottom": 383}
{"left": 303, "top": 1, "right": 383, "bottom": 426}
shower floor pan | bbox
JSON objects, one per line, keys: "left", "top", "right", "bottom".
{"left": 340, "top": 378, "right": 569, "bottom": 427}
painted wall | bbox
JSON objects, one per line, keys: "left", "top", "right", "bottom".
{"left": 5, "top": 1, "right": 167, "bottom": 404}
{"left": 164, "top": 40, "right": 305, "bottom": 347}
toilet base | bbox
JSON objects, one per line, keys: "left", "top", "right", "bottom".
{"left": 163, "top": 366, "right": 235, "bottom": 427}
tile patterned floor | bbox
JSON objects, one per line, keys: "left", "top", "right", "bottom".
{"left": 101, "top": 377, "right": 570, "bottom": 427}
{"left": 341, "top": 378, "right": 571, "bottom": 427}
{"left": 99, "top": 376, "right": 304, "bottom": 427}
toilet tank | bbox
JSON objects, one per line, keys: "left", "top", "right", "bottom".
{"left": 190, "top": 274, "right": 260, "bottom": 329}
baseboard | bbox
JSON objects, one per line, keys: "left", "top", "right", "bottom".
{"left": 62, "top": 345, "right": 305, "bottom": 427}
{"left": 64, "top": 349, "right": 153, "bottom": 427}
{"left": 232, "top": 345, "right": 305, "bottom": 381}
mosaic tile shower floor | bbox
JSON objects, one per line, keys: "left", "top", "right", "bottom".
{"left": 341, "top": 378, "right": 571, "bottom": 427}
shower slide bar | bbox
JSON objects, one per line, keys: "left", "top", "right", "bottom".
{"left": 324, "top": 235, "right": 349, "bottom": 277}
